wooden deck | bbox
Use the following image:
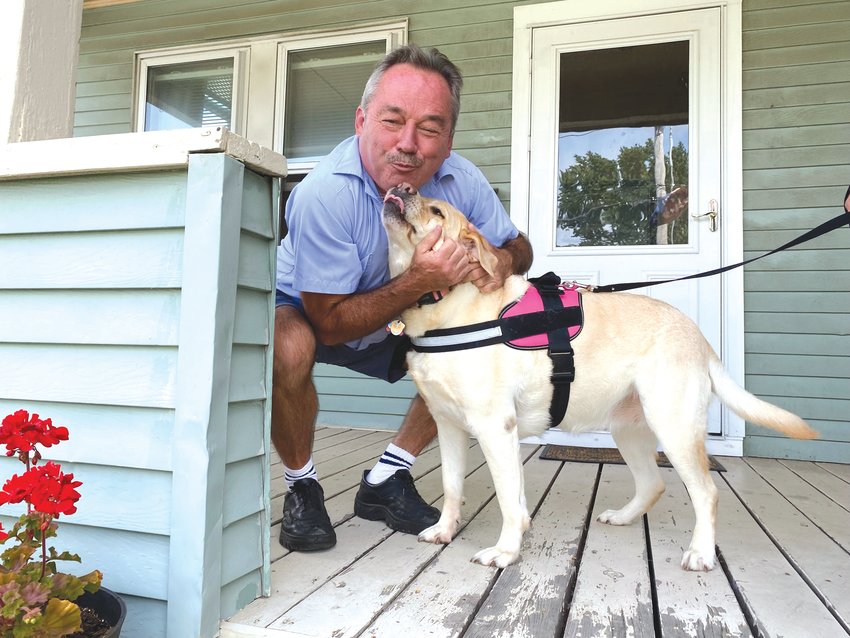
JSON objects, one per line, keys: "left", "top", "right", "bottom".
{"left": 221, "top": 427, "right": 850, "bottom": 638}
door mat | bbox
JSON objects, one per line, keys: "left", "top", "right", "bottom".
{"left": 540, "top": 445, "right": 725, "bottom": 472}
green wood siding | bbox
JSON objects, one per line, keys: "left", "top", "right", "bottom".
{"left": 742, "top": 0, "right": 850, "bottom": 461}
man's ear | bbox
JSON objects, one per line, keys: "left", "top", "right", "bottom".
{"left": 459, "top": 227, "right": 499, "bottom": 278}
{"left": 354, "top": 106, "right": 365, "bottom": 135}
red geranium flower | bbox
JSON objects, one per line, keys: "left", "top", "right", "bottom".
{"left": 0, "top": 463, "right": 82, "bottom": 517}
{"left": 27, "top": 462, "right": 82, "bottom": 518}
{"left": 0, "top": 470, "right": 37, "bottom": 505}
{"left": 0, "top": 410, "right": 69, "bottom": 456}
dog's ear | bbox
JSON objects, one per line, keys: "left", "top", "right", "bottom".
{"left": 460, "top": 227, "right": 499, "bottom": 278}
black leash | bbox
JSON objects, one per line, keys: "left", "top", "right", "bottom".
{"left": 591, "top": 186, "right": 850, "bottom": 293}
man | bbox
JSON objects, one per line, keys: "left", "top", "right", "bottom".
{"left": 274, "top": 44, "right": 532, "bottom": 551}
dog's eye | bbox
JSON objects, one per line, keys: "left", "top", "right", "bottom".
{"left": 429, "top": 205, "right": 445, "bottom": 219}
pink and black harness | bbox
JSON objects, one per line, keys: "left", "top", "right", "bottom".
{"left": 410, "top": 272, "right": 583, "bottom": 425}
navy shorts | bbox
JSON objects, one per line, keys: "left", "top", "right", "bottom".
{"left": 276, "top": 289, "right": 410, "bottom": 383}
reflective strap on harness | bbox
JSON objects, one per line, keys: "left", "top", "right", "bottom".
{"left": 410, "top": 324, "right": 505, "bottom": 350}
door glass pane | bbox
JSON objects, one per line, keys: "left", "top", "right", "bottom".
{"left": 145, "top": 58, "right": 234, "bottom": 131}
{"left": 284, "top": 41, "right": 386, "bottom": 160}
{"left": 556, "top": 42, "right": 689, "bottom": 247}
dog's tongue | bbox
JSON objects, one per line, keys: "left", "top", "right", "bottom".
{"left": 383, "top": 191, "right": 405, "bottom": 213}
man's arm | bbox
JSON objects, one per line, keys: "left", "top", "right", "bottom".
{"left": 302, "top": 228, "right": 475, "bottom": 345}
{"left": 499, "top": 232, "right": 533, "bottom": 275}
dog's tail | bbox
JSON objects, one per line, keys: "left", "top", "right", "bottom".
{"left": 709, "top": 355, "right": 818, "bottom": 439}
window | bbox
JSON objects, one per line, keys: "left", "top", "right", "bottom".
{"left": 145, "top": 58, "right": 234, "bottom": 130}
{"left": 135, "top": 48, "right": 247, "bottom": 134}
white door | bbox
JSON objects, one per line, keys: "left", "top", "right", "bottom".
{"left": 527, "top": 8, "right": 724, "bottom": 440}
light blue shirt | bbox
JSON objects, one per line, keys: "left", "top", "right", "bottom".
{"left": 276, "top": 135, "right": 519, "bottom": 349}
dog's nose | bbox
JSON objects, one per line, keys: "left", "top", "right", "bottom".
{"left": 398, "top": 182, "right": 417, "bottom": 196}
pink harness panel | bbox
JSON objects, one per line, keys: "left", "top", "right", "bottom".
{"left": 499, "top": 284, "right": 583, "bottom": 349}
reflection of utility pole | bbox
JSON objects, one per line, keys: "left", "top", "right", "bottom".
{"left": 668, "top": 126, "right": 675, "bottom": 187}
{"left": 654, "top": 125, "right": 668, "bottom": 245}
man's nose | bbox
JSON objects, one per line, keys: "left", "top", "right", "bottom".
{"left": 396, "top": 120, "right": 417, "bottom": 152}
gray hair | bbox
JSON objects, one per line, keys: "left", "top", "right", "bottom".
{"left": 360, "top": 44, "right": 463, "bottom": 134}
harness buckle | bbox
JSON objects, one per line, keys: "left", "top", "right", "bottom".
{"left": 549, "top": 351, "right": 575, "bottom": 384}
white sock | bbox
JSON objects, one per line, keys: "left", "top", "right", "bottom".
{"left": 366, "top": 443, "right": 415, "bottom": 485}
{"left": 284, "top": 458, "right": 318, "bottom": 489}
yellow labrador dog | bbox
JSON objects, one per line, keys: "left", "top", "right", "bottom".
{"left": 382, "top": 183, "right": 818, "bottom": 571}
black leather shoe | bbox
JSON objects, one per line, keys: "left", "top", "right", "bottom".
{"left": 280, "top": 479, "right": 336, "bottom": 551}
{"left": 354, "top": 470, "right": 440, "bottom": 534}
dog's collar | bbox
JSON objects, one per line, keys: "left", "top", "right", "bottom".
{"left": 416, "top": 289, "right": 450, "bottom": 307}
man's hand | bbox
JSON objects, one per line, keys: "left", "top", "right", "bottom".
{"left": 464, "top": 225, "right": 532, "bottom": 293}
{"left": 408, "top": 226, "right": 477, "bottom": 291}
{"left": 466, "top": 247, "right": 512, "bottom": 293}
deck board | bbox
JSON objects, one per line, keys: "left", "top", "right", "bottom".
{"left": 780, "top": 458, "right": 850, "bottom": 511}
{"left": 465, "top": 458, "right": 593, "bottom": 638}
{"left": 820, "top": 461, "right": 850, "bottom": 483}
{"left": 649, "top": 468, "right": 751, "bottom": 638}
{"left": 563, "top": 464, "right": 654, "bottom": 638}
{"left": 716, "top": 458, "right": 847, "bottom": 638}
{"left": 743, "top": 457, "right": 850, "bottom": 550}
{"left": 222, "top": 428, "right": 850, "bottom": 638}
{"left": 721, "top": 458, "right": 850, "bottom": 630}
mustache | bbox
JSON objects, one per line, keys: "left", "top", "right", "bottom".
{"left": 386, "top": 152, "right": 423, "bottom": 167}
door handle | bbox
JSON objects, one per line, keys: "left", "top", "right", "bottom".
{"left": 691, "top": 199, "right": 718, "bottom": 232}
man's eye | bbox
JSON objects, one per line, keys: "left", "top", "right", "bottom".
{"left": 382, "top": 118, "right": 402, "bottom": 127}
{"left": 429, "top": 206, "right": 445, "bottom": 218}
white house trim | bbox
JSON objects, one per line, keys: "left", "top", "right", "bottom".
{"left": 0, "top": 127, "right": 287, "bottom": 180}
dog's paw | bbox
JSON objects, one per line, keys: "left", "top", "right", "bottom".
{"left": 597, "top": 508, "right": 635, "bottom": 526}
{"left": 418, "top": 522, "right": 455, "bottom": 545}
{"left": 681, "top": 549, "right": 716, "bottom": 571}
{"left": 471, "top": 545, "right": 520, "bottom": 568}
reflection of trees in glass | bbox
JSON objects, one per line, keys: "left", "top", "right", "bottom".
{"left": 557, "top": 138, "right": 688, "bottom": 246}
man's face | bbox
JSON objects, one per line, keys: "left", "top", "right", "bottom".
{"left": 355, "top": 63, "right": 454, "bottom": 194}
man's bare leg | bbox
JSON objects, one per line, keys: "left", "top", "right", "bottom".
{"left": 392, "top": 394, "right": 438, "bottom": 455}
{"left": 273, "top": 305, "right": 335, "bottom": 551}
{"left": 272, "top": 306, "right": 318, "bottom": 468}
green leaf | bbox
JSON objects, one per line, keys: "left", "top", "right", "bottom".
{"left": 46, "top": 550, "right": 80, "bottom": 565}
{"left": 35, "top": 598, "right": 81, "bottom": 637}
{"left": 45, "top": 574, "right": 84, "bottom": 602}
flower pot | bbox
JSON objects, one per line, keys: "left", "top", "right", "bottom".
{"left": 73, "top": 587, "right": 127, "bottom": 637}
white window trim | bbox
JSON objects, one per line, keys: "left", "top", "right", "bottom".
{"left": 511, "top": 0, "right": 745, "bottom": 455}
{"left": 133, "top": 20, "right": 407, "bottom": 161}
